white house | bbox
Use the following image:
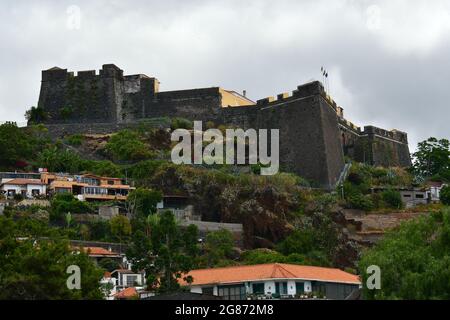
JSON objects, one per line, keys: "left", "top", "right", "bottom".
{"left": 181, "top": 263, "right": 361, "bottom": 300}
{"left": 426, "top": 181, "right": 447, "bottom": 202}
{"left": 110, "top": 269, "right": 146, "bottom": 291}
{"left": 0, "top": 179, "right": 47, "bottom": 199}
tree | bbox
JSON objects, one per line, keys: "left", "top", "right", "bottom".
{"left": 412, "top": 137, "right": 450, "bottom": 181}
{"left": 359, "top": 208, "right": 450, "bottom": 299}
{"left": 37, "top": 147, "right": 88, "bottom": 173}
{"left": 110, "top": 215, "right": 132, "bottom": 244}
{"left": 0, "top": 122, "right": 32, "bottom": 168}
{"left": 105, "top": 130, "right": 153, "bottom": 162}
{"left": 0, "top": 216, "right": 103, "bottom": 300}
{"left": 441, "top": 185, "right": 450, "bottom": 206}
{"left": 203, "top": 229, "right": 234, "bottom": 267}
{"left": 25, "top": 106, "right": 48, "bottom": 125}
{"left": 127, "top": 211, "right": 199, "bottom": 294}
{"left": 90, "top": 160, "right": 122, "bottom": 178}
{"left": 126, "top": 188, "right": 162, "bottom": 219}
{"left": 50, "top": 193, "right": 92, "bottom": 222}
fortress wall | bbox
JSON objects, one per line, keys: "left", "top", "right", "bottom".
{"left": 318, "top": 96, "right": 346, "bottom": 188}
{"left": 255, "top": 82, "right": 344, "bottom": 189}
{"left": 39, "top": 65, "right": 125, "bottom": 124}
{"left": 143, "top": 87, "right": 223, "bottom": 122}
{"left": 361, "top": 135, "right": 411, "bottom": 167}
{"left": 220, "top": 105, "right": 259, "bottom": 129}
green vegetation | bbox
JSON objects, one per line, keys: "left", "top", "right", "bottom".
{"left": 105, "top": 130, "right": 154, "bottom": 162}
{"left": 127, "top": 211, "right": 199, "bottom": 293}
{"left": 110, "top": 215, "right": 132, "bottom": 243}
{"left": 126, "top": 188, "right": 162, "bottom": 218}
{"left": 170, "top": 117, "right": 193, "bottom": 130}
{"left": 65, "top": 134, "right": 85, "bottom": 146}
{"left": 5, "top": 120, "right": 449, "bottom": 299}
{"left": 342, "top": 163, "right": 412, "bottom": 211}
{"left": 441, "top": 185, "right": 450, "bottom": 206}
{"left": 412, "top": 137, "right": 450, "bottom": 182}
{"left": 24, "top": 106, "right": 48, "bottom": 125}
{"left": 0, "top": 123, "right": 46, "bottom": 169}
{"left": 0, "top": 216, "right": 104, "bottom": 300}
{"left": 359, "top": 208, "right": 450, "bottom": 299}
{"left": 50, "top": 193, "right": 93, "bottom": 222}
{"left": 201, "top": 229, "right": 235, "bottom": 267}
{"left": 381, "top": 189, "right": 403, "bottom": 209}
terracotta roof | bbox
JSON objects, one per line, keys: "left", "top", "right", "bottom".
{"left": 104, "top": 271, "right": 112, "bottom": 278}
{"left": 181, "top": 263, "right": 361, "bottom": 286}
{"left": 50, "top": 180, "right": 76, "bottom": 188}
{"left": 114, "top": 287, "right": 138, "bottom": 299}
{"left": 82, "top": 246, "right": 120, "bottom": 256}
{"left": 2, "top": 179, "right": 45, "bottom": 186}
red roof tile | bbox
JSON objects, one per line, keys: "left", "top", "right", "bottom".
{"left": 82, "top": 246, "right": 120, "bottom": 256}
{"left": 114, "top": 287, "right": 138, "bottom": 299}
{"left": 2, "top": 179, "right": 45, "bottom": 186}
{"left": 181, "top": 263, "right": 360, "bottom": 286}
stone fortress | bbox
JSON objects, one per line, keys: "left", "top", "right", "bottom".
{"left": 37, "top": 64, "right": 411, "bottom": 189}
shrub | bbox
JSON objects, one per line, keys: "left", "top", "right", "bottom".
{"left": 441, "top": 185, "right": 450, "bottom": 205}
{"left": 347, "top": 172, "right": 364, "bottom": 185}
{"left": 170, "top": 117, "right": 193, "bottom": 130}
{"left": 105, "top": 130, "right": 152, "bottom": 162}
{"left": 381, "top": 189, "right": 404, "bottom": 209}
{"left": 50, "top": 193, "right": 92, "bottom": 222}
{"left": 65, "top": 134, "right": 84, "bottom": 146}
{"left": 90, "top": 160, "right": 122, "bottom": 177}
{"left": 347, "top": 193, "right": 374, "bottom": 211}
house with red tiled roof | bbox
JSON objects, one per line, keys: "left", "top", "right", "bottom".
{"left": 76, "top": 246, "right": 125, "bottom": 267}
{"left": 0, "top": 178, "right": 47, "bottom": 199}
{"left": 181, "top": 263, "right": 361, "bottom": 300}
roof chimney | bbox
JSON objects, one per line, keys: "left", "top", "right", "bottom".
{"left": 243, "top": 90, "right": 247, "bottom": 97}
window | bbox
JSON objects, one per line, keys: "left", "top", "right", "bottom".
{"left": 415, "top": 194, "right": 424, "bottom": 199}
{"left": 403, "top": 194, "right": 411, "bottom": 198}
{"left": 31, "top": 189, "right": 40, "bottom": 196}
{"left": 125, "top": 275, "right": 138, "bottom": 287}
{"left": 252, "top": 283, "right": 265, "bottom": 295}
{"left": 107, "top": 180, "right": 114, "bottom": 185}
{"left": 80, "top": 177, "right": 100, "bottom": 186}
{"left": 275, "top": 282, "right": 288, "bottom": 295}
{"left": 218, "top": 285, "right": 246, "bottom": 300}
{"left": 83, "top": 187, "right": 107, "bottom": 195}
{"left": 295, "top": 282, "right": 305, "bottom": 294}
{"left": 202, "top": 287, "right": 214, "bottom": 296}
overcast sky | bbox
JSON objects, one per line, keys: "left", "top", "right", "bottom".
{"left": 1, "top": 0, "right": 450, "bottom": 151}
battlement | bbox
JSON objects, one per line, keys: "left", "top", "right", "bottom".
{"left": 363, "top": 126, "right": 408, "bottom": 144}
{"left": 76, "top": 70, "right": 97, "bottom": 79}
{"left": 255, "top": 81, "right": 345, "bottom": 118}
{"left": 42, "top": 67, "right": 72, "bottom": 82}
{"left": 338, "top": 117, "right": 361, "bottom": 133}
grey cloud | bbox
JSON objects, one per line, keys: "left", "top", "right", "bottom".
{"left": 1, "top": 0, "right": 450, "bottom": 151}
